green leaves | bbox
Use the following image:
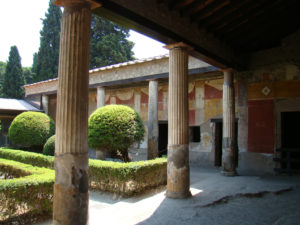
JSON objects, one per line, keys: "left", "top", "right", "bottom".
{"left": 32, "top": 0, "right": 62, "bottom": 82}
{"left": 0, "top": 147, "right": 167, "bottom": 199}
{"left": 89, "top": 15, "right": 135, "bottom": 69}
{"left": 0, "top": 159, "right": 54, "bottom": 220}
{"left": 8, "top": 112, "right": 55, "bottom": 151}
{"left": 88, "top": 105, "right": 145, "bottom": 161}
{"left": 43, "top": 135, "right": 55, "bottom": 156}
{"left": 2, "top": 46, "right": 25, "bottom": 99}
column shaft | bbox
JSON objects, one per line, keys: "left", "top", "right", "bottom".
{"left": 222, "top": 69, "right": 237, "bottom": 176}
{"left": 53, "top": 1, "right": 91, "bottom": 224}
{"left": 97, "top": 86, "right": 105, "bottom": 108}
{"left": 147, "top": 80, "right": 159, "bottom": 159}
{"left": 166, "top": 44, "right": 190, "bottom": 198}
{"left": 42, "top": 95, "right": 49, "bottom": 115}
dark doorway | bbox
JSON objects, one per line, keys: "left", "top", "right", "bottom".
{"left": 158, "top": 122, "right": 168, "bottom": 157}
{"left": 189, "top": 126, "right": 201, "bottom": 142}
{"left": 214, "top": 122, "right": 222, "bottom": 166}
{"left": 281, "top": 111, "right": 300, "bottom": 170}
{"left": 212, "top": 120, "right": 238, "bottom": 167}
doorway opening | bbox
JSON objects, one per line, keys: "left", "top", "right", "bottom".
{"left": 281, "top": 111, "right": 300, "bottom": 171}
{"left": 214, "top": 122, "right": 223, "bottom": 167}
{"left": 212, "top": 119, "right": 238, "bottom": 167}
{"left": 158, "top": 121, "right": 168, "bottom": 157}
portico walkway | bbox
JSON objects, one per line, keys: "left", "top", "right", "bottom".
{"left": 38, "top": 166, "right": 300, "bottom": 225}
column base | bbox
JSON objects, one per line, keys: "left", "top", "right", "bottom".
{"left": 165, "top": 190, "right": 192, "bottom": 199}
{"left": 221, "top": 170, "right": 238, "bottom": 176}
{"left": 167, "top": 144, "right": 190, "bottom": 198}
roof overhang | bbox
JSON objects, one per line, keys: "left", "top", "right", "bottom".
{"left": 92, "top": 0, "right": 300, "bottom": 70}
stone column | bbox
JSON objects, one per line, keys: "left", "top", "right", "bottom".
{"left": 97, "top": 86, "right": 105, "bottom": 108}
{"left": 222, "top": 69, "right": 237, "bottom": 176}
{"left": 42, "top": 95, "right": 49, "bottom": 115}
{"left": 52, "top": 1, "right": 93, "bottom": 224}
{"left": 147, "top": 79, "right": 159, "bottom": 159}
{"left": 165, "top": 43, "right": 191, "bottom": 198}
{"left": 1, "top": 119, "right": 12, "bottom": 146}
{"left": 96, "top": 86, "right": 106, "bottom": 159}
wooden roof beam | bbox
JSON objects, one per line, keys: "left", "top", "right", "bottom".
{"left": 93, "top": 0, "right": 245, "bottom": 69}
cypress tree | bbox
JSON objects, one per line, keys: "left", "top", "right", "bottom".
{"left": 0, "top": 61, "right": 6, "bottom": 97}
{"left": 32, "top": 4, "right": 134, "bottom": 81}
{"left": 3, "top": 46, "right": 25, "bottom": 99}
{"left": 23, "top": 67, "right": 34, "bottom": 85}
{"left": 32, "top": 0, "right": 62, "bottom": 82}
{"left": 89, "top": 15, "right": 135, "bottom": 69}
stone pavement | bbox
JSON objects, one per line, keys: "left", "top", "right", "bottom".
{"left": 37, "top": 166, "right": 300, "bottom": 225}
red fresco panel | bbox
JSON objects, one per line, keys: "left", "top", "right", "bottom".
{"left": 204, "top": 84, "right": 222, "bottom": 99}
{"left": 105, "top": 96, "right": 110, "bottom": 105}
{"left": 189, "top": 110, "right": 195, "bottom": 126}
{"left": 158, "top": 90, "right": 163, "bottom": 102}
{"left": 248, "top": 100, "right": 275, "bottom": 153}
{"left": 158, "top": 102, "right": 164, "bottom": 111}
{"left": 141, "top": 91, "right": 148, "bottom": 104}
{"left": 189, "top": 86, "right": 195, "bottom": 100}
{"left": 115, "top": 95, "right": 134, "bottom": 105}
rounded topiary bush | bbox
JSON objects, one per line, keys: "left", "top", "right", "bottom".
{"left": 43, "top": 135, "right": 55, "bottom": 156}
{"left": 9, "top": 112, "right": 55, "bottom": 151}
{"left": 88, "top": 105, "right": 145, "bottom": 162}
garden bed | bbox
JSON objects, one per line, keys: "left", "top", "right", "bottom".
{"left": 0, "top": 159, "right": 54, "bottom": 223}
{"left": 0, "top": 147, "right": 167, "bottom": 196}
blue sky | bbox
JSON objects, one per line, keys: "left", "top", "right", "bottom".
{"left": 0, "top": 0, "right": 168, "bottom": 67}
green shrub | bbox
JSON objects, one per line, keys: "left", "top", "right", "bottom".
{"left": 88, "top": 105, "right": 145, "bottom": 162}
{"left": 0, "top": 148, "right": 54, "bottom": 169}
{"left": 0, "top": 159, "right": 54, "bottom": 221}
{"left": 43, "top": 135, "right": 55, "bottom": 156}
{"left": 88, "top": 158, "right": 167, "bottom": 195}
{"left": 8, "top": 112, "right": 55, "bottom": 151}
{"left": 0, "top": 148, "right": 167, "bottom": 196}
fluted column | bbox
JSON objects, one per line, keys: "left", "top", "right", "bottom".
{"left": 165, "top": 43, "right": 191, "bottom": 198}
{"left": 42, "top": 95, "right": 49, "bottom": 115}
{"left": 95, "top": 86, "right": 106, "bottom": 159}
{"left": 97, "top": 86, "right": 105, "bottom": 108}
{"left": 52, "top": 1, "right": 93, "bottom": 224}
{"left": 147, "top": 79, "right": 159, "bottom": 159}
{"left": 222, "top": 69, "right": 237, "bottom": 176}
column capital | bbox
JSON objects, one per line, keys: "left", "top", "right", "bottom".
{"left": 146, "top": 78, "right": 159, "bottom": 82}
{"left": 54, "top": 0, "right": 101, "bottom": 9}
{"left": 164, "top": 42, "right": 193, "bottom": 51}
{"left": 220, "top": 68, "right": 234, "bottom": 73}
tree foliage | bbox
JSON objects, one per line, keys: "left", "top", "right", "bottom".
{"left": 23, "top": 67, "right": 34, "bottom": 85}
{"left": 0, "top": 61, "right": 6, "bottom": 97}
{"left": 89, "top": 15, "right": 135, "bottom": 69}
{"left": 2, "top": 46, "right": 25, "bottom": 99}
{"left": 32, "top": 0, "right": 62, "bottom": 82}
{"left": 88, "top": 105, "right": 145, "bottom": 162}
{"left": 31, "top": 4, "right": 134, "bottom": 82}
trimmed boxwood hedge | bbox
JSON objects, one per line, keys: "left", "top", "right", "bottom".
{"left": 43, "top": 135, "right": 55, "bottom": 156}
{"left": 88, "top": 158, "right": 167, "bottom": 195}
{"left": 0, "top": 159, "right": 54, "bottom": 221}
{"left": 0, "top": 148, "right": 54, "bottom": 169}
{"left": 8, "top": 112, "right": 55, "bottom": 151}
{"left": 0, "top": 148, "right": 167, "bottom": 196}
{"left": 88, "top": 105, "right": 145, "bottom": 162}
